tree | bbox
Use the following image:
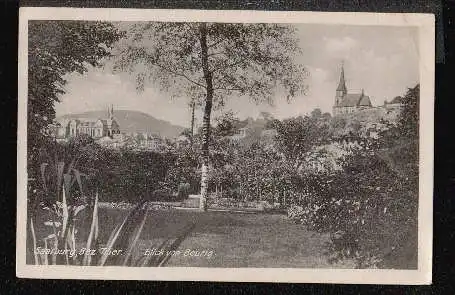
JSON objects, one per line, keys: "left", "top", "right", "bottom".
{"left": 114, "top": 22, "right": 307, "bottom": 210}
{"left": 187, "top": 95, "right": 205, "bottom": 145}
{"left": 190, "top": 100, "right": 196, "bottom": 144}
{"left": 180, "top": 128, "right": 193, "bottom": 138}
{"left": 398, "top": 84, "right": 419, "bottom": 139}
{"left": 275, "top": 115, "right": 331, "bottom": 170}
{"left": 214, "top": 111, "right": 241, "bottom": 137}
{"left": 28, "top": 21, "right": 120, "bottom": 189}
{"left": 310, "top": 108, "right": 322, "bottom": 119}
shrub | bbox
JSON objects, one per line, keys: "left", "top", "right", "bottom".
{"left": 177, "top": 182, "right": 191, "bottom": 200}
{"left": 162, "top": 148, "right": 201, "bottom": 196}
{"left": 149, "top": 188, "right": 177, "bottom": 202}
{"left": 289, "top": 152, "right": 418, "bottom": 269}
{"left": 38, "top": 139, "right": 179, "bottom": 203}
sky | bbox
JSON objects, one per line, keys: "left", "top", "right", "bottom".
{"left": 55, "top": 23, "right": 419, "bottom": 128}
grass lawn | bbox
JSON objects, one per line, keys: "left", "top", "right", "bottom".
{"left": 29, "top": 207, "right": 354, "bottom": 268}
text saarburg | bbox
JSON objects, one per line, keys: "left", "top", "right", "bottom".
{"left": 34, "top": 247, "right": 123, "bottom": 258}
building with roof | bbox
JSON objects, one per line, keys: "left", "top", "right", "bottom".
{"left": 53, "top": 105, "right": 120, "bottom": 141}
{"left": 332, "top": 64, "right": 373, "bottom": 116}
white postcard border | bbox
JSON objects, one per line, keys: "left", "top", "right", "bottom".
{"left": 17, "top": 7, "right": 434, "bottom": 284}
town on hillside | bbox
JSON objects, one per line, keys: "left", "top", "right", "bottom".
{"left": 49, "top": 64, "right": 406, "bottom": 155}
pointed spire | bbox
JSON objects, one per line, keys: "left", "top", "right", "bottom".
{"left": 336, "top": 62, "right": 347, "bottom": 94}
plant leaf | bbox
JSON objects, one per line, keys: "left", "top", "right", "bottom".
{"left": 157, "top": 222, "right": 195, "bottom": 267}
{"left": 67, "top": 154, "right": 80, "bottom": 174}
{"left": 56, "top": 161, "right": 65, "bottom": 200}
{"left": 40, "top": 163, "right": 49, "bottom": 192}
{"left": 141, "top": 239, "right": 170, "bottom": 267}
{"left": 72, "top": 168, "right": 84, "bottom": 197}
{"left": 63, "top": 173, "right": 72, "bottom": 200}
{"left": 44, "top": 233, "right": 57, "bottom": 240}
{"left": 98, "top": 200, "right": 147, "bottom": 266}
{"left": 83, "top": 191, "right": 99, "bottom": 266}
{"left": 60, "top": 183, "right": 69, "bottom": 238}
{"left": 73, "top": 204, "right": 86, "bottom": 216}
{"left": 29, "top": 218, "right": 40, "bottom": 265}
{"left": 122, "top": 208, "right": 148, "bottom": 266}
{"left": 98, "top": 216, "right": 129, "bottom": 266}
{"left": 43, "top": 239, "right": 49, "bottom": 265}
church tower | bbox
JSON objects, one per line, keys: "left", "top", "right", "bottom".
{"left": 107, "top": 104, "right": 114, "bottom": 120}
{"left": 335, "top": 63, "right": 347, "bottom": 106}
{"left": 110, "top": 104, "right": 114, "bottom": 120}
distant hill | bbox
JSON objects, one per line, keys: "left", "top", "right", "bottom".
{"left": 57, "top": 110, "right": 185, "bottom": 138}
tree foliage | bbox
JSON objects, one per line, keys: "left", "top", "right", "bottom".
{"left": 28, "top": 21, "right": 121, "bottom": 191}
{"left": 398, "top": 84, "right": 419, "bottom": 139}
{"left": 114, "top": 22, "right": 306, "bottom": 105}
{"left": 288, "top": 84, "right": 420, "bottom": 268}
{"left": 275, "top": 114, "right": 332, "bottom": 169}
{"left": 213, "top": 111, "right": 242, "bottom": 137}
{"left": 28, "top": 21, "right": 120, "bottom": 136}
{"left": 290, "top": 152, "right": 418, "bottom": 268}
{"left": 113, "top": 22, "right": 307, "bottom": 209}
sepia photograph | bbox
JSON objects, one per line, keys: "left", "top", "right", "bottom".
{"left": 17, "top": 8, "right": 434, "bottom": 284}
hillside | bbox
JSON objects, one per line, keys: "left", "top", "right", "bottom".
{"left": 58, "top": 110, "right": 185, "bottom": 138}
{"left": 330, "top": 107, "right": 400, "bottom": 138}
{"left": 336, "top": 107, "right": 400, "bottom": 123}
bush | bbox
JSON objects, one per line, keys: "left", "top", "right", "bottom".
{"left": 34, "top": 137, "right": 179, "bottom": 203}
{"left": 162, "top": 148, "right": 201, "bottom": 196}
{"left": 289, "top": 152, "right": 418, "bottom": 269}
{"left": 149, "top": 188, "right": 185, "bottom": 202}
{"left": 177, "top": 182, "right": 191, "bottom": 200}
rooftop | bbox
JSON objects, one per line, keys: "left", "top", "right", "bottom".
{"left": 337, "top": 93, "right": 372, "bottom": 107}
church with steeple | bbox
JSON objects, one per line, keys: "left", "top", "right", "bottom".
{"left": 332, "top": 63, "right": 373, "bottom": 116}
{"left": 52, "top": 104, "right": 121, "bottom": 141}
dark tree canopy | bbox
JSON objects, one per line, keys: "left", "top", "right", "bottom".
{"left": 27, "top": 21, "right": 121, "bottom": 185}
{"left": 214, "top": 111, "right": 241, "bottom": 137}
{"left": 398, "top": 84, "right": 419, "bottom": 139}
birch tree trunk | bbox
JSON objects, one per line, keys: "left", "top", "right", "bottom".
{"left": 199, "top": 23, "right": 213, "bottom": 211}
{"left": 190, "top": 100, "right": 195, "bottom": 146}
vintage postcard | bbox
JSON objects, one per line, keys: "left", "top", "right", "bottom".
{"left": 17, "top": 8, "right": 434, "bottom": 284}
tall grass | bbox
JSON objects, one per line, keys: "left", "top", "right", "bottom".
{"left": 28, "top": 156, "right": 193, "bottom": 267}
